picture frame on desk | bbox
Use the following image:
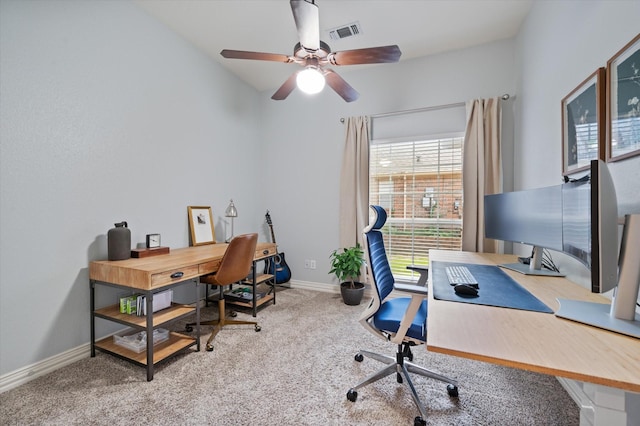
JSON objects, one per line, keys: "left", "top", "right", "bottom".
{"left": 561, "top": 67, "right": 606, "bottom": 176}
{"left": 188, "top": 206, "right": 215, "bottom": 246}
{"left": 606, "top": 33, "right": 640, "bottom": 163}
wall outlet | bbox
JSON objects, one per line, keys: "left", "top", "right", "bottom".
{"left": 309, "top": 260, "right": 316, "bottom": 269}
{"left": 304, "top": 259, "right": 310, "bottom": 269}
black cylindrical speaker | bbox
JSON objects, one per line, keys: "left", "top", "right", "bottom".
{"left": 108, "top": 221, "right": 131, "bottom": 261}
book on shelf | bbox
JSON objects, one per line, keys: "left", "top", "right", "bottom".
{"left": 118, "top": 290, "right": 172, "bottom": 316}
{"left": 119, "top": 295, "right": 139, "bottom": 315}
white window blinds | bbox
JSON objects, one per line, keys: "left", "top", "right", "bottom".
{"left": 369, "top": 105, "right": 466, "bottom": 282}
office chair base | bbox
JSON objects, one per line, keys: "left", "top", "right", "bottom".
{"left": 186, "top": 298, "right": 260, "bottom": 352}
{"left": 201, "top": 318, "right": 261, "bottom": 351}
{"left": 184, "top": 311, "right": 240, "bottom": 332}
{"left": 348, "top": 343, "right": 458, "bottom": 422}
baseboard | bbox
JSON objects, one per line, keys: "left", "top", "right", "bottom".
{"left": 288, "top": 279, "right": 339, "bottom": 293}
{"left": 289, "top": 280, "right": 374, "bottom": 298}
{"left": 0, "top": 343, "right": 91, "bottom": 393}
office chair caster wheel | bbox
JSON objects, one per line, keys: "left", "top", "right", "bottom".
{"left": 414, "top": 416, "right": 426, "bottom": 426}
{"left": 206, "top": 343, "right": 214, "bottom": 352}
{"left": 230, "top": 311, "right": 238, "bottom": 317}
{"left": 354, "top": 353, "right": 364, "bottom": 362}
{"left": 346, "top": 389, "right": 358, "bottom": 402}
{"left": 397, "top": 373, "right": 403, "bottom": 383}
{"left": 185, "top": 325, "right": 193, "bottom": 332}
{"left": 255, "top": 325, "right": 261, "bottom": 332}
{"left": 447, "top": 384, "right": 459, "bottom": 397}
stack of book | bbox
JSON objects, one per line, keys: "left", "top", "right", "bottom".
{"left": 119, "top": 289, "right": 173, "bottom": 316}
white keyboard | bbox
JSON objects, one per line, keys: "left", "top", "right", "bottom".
{"left": 445, "top": 265, "right": 479, "bottom": 286}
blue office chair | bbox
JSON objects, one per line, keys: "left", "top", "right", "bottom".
{"left": 347, "top": 205, "right": 458, "bottom": 426}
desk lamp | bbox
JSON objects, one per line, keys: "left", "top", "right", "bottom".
{"left": 225, "top": 199, "right": 238, "bottom": 242}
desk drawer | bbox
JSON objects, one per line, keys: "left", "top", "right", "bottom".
{"left": 199, "top": 259, "right": 221, "bottom": 275}
{"left": 151, "top": 265, "right": 199, "bottom": 287}
{"left": 255, "top": 246, "right": 276, "bottom": 260}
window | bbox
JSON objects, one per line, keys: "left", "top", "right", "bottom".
{"left": 369, "top": 134, "right": 464, "bottom": 282}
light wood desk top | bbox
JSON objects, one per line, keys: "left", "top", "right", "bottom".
{"left": 427, "top": 250, "right": 640, "bottom": 392}
{"left": 90, "top": 242, "right": 276, "bottom": 290}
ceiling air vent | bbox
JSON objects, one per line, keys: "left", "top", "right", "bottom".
{"left": 327, "top": 21, "right": 362, "bottom": 40}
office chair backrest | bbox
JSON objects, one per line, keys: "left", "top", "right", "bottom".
{"left": 363, "top": 205, "right": 395, "bottom": 302}
{"left": 213, "top": 233, "right": 258, "bottom": 285}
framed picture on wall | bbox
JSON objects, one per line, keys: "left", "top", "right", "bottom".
{"left": 187, "top": 206, "right": 215, "bottom": 246}
{"left": 606, "top": 33, "right": 640, "bottom": 162}
{"left": 561, "top": 68, "right": 606, "bottom": 176}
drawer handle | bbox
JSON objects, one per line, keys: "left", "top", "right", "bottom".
{"left": 170, "top": 272, "right": 184, "bottom": 279}
{"left": 263, "top": 249, "right": 269, "bottom": 255}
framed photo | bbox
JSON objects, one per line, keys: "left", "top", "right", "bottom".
{"left": 187, "top": 206, "right": 215, "bottom": 246}
{"left": 561, "top": 68, "right": 606, "bottom": 175}
{"left": 606, "top": 33, "right": 640, "bottom": 162}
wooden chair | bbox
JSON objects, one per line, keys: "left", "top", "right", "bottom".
{"left": 189, "top": 233, "right": 260, "bottom": 351}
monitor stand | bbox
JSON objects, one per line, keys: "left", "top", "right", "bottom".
{"left": 500, "top": 246, "right": 565, "bottom": 277}
{"left": 555, "top": 299, "right": 640, "bottom": 339}
{"left": 555, "top": 214, "right": 640, "bottom": 339}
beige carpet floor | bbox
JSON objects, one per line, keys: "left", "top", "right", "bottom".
{"left": 0, "top": 288, "right": 579, "bottom": 425}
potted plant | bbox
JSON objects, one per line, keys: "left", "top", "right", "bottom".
{"left": 329, "top": 243, "right": 366, "bottom": 305}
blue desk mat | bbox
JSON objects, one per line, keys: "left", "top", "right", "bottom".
{"left": 431, "top": 261, "right": 553, "bottom": 314}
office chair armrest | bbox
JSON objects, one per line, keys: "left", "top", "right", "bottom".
{"left": 394, "top": 283, "right": 428, "bottom": 296}
{"left": 406, "top": 265, "right": 429, "bottom": 287}
{"left": 390, "top": 284, "right": 427, "bottom": 344}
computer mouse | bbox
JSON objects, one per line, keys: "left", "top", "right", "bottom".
{"left": 454, "top": 284, "right": 479, "bottom": 297}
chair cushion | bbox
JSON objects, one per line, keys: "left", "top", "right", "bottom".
{"left": 373, "top": 297, "right": 427, "bottom": 342}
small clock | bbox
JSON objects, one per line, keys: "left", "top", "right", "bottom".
{"left": 146, "top": 233, "right": 161, "bottom": 248}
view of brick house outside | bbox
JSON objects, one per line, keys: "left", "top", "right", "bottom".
{"left": 369, "top": 135, "right": 464, "bottom": 281}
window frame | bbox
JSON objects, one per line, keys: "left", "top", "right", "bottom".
{"left": 369, "top": 132, "right": 465, "bottom": 283}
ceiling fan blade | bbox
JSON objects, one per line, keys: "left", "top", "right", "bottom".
{"left": 324, "top": 69, "right": 359, "bottom": 102}
{"left": 221, "top": 49, "right": 292, "bottom": 63}
{"left": 290, "top": 0, "right": 319, "bottom": 51}
{"left": 330, "top": 45, "right": 402, "bottom": 66}
{"left": 271, "top": 72, "right": 299, "bottom": 100}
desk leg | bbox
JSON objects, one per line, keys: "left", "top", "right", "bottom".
{"left": 252, "top": 262, "right": 257, "bottom": 317}
{"left": 90, "top": 280, "right": 96, "bottom": 357}
{"left": 558, "top": 378, "right": 640, "bottom": 426}
{"left": 146, "top": 292, "right": 154, "bottom": 382}
{"left": 194, "top": 278, "right": 200, "bottom": 352}
{"left": 271, "top": 259, "right": 276, "bottom": 306}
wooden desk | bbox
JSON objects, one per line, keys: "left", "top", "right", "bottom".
{"left": 427, "top": 250, "right": 640, "bottom": 392}
{"left": 89, "top": 242, "right": 277, "bottom": 381}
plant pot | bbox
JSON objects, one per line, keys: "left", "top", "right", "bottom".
{"left": 340, "top": 281, "right": 365, "bottom": 305}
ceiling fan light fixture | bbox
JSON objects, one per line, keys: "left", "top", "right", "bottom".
{"left": 221, "top": 0, "right": 400, "bottom": 102}
{"left": 296, "top": 67, "right": 325, "bottom": 95}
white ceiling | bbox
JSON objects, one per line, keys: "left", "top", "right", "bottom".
{"left": 135, "top": 0, "right": 532, "bottom": 93}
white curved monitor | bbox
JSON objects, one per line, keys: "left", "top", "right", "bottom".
{"left": 485, "top": 160, "right": 639, "bottom": 338}
{"left": 485, "top": 185, "right": 563, "bottom": 253}
{"left": 485, "top": 184, "right": 563, "bottom": 276}
{"left": 484, "top": 160, "right": 618, "bottom": 292}
{"left": 590, "top": 159, "right": 619, "bottom": 294}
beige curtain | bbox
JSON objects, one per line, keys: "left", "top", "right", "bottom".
{"left": 339, "top": 116, "right": 370, "bottom": 249}
{"left": 462, "top": 98, "right": 502, "bottom": 253}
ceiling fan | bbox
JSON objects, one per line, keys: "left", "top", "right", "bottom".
{"left": 220, "top": 0, "right": 401, "bottom": 102}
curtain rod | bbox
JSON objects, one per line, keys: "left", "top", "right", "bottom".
{"left": 339, "top": 94, "right": 510, "bottom": 122}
